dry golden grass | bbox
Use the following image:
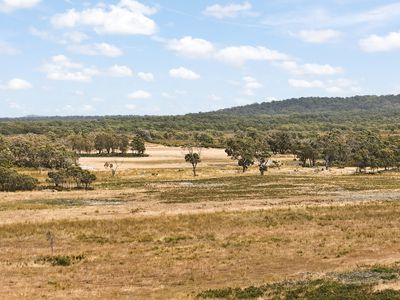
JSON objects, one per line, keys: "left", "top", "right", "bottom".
{"left": 2, "top": 204, "right": 400, "bottom": 299}
{"left": 2, "top": 147, "right": 400, "bottom": 299}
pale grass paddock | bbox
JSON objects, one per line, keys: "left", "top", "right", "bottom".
{"left": 1, "top": 144, "right": 400, "bottom": 299}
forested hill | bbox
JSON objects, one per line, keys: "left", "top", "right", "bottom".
{"left": 208, "top": 94, "right": 400, "bottom": 116}
{"left": 1, "top": 94, "right": 400, "bottom": 137}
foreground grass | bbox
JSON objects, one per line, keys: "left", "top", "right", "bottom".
{"left": 2, "top": 202, "right": 400, "bottom": 299}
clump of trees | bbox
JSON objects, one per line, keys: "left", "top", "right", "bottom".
{"left": 47, "top": 166, "right": 96, "bottom": 190}
{"left": 291, "top": 131, "right": 400, "bottom": 173}
{"left": 6, "top": 134, "right": 77, "bottom": 169}
{"left": 226, "top": 131, "right": 271, "bottom": 175}
{"left": 0, "top": 167, "right": 38, "bottom": 192}
{"left": 67, "top": 131, "right": 146, "bottom": 156}
{"left": 223, "top": 129, "right": 400, "bottom": 175}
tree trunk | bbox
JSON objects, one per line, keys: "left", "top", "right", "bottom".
{"left": 192, "top": 164, "right": 197, "bottom": 177}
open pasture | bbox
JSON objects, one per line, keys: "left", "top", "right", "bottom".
{"left": 1, "top": 145, "right": 400, "bottom": 299}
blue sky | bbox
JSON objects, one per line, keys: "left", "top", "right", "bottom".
{"left": 0, "top": 0, "right": 400, "bottom": 117}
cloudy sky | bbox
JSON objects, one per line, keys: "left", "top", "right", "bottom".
{"left": 0, "top": 0, "right": 400, "bottom": 117}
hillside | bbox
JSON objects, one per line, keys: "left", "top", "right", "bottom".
{"left": 211, "top": 94, "right": 400, "bottom": 115}
{"left": 1, "top": 94, "right": 400, "bottom": 136}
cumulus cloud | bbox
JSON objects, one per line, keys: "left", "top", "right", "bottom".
{"left": 203, "top": 2, "right": 253, "bottom": 19}
{"left": 0, "top": 78, "right": 33, "bottom": 90}
{"left": 279, "top": 61, "right": 343, "bottom": 76}
{"left": 0, "top": 0, "right": 41, "bottom": 13}
{"left": 30, "top": 27, "right": 89, "bottom": 45}
{"left": 41, "top": 55, "right": 99, "bottom": 82}
{"left": 138, "top": 72, "right": 154, "bottom": 81}
{"left": 359, "top": 31, "right": 400, "bottom": 52}
{"left": 288, "top": 79, "right": 324, "bottom": 88}
{"left": 209, "top": 94, "right": 222, "bottom": 101}
{"left": 109, "top": 65, "right": 133, "bottom": 77}
{"left": 128, "top": 90, "right": 151, "bottom": 99}
{"left": 125, "top": 104, "right": 136, "bottom": 110}
{"left": 167, "top": 36, "right": 215, "bottom": 58}
{"left": 169, "top": 67, "right": 200, "bottom": 80}
{"left": 215, "top": 46, "right": 289, "bottom": 66}
{"left": 243, "top": 76, "right": 262, "bottom": 96}
{"left": 162, "top": 90, "right": 187, "bottom": 99}
{"left": 68, "top": 43, "right": 123, "bottom": 57}
{"left": 0, "top": 42, "right": 18, "bottom": 55}
{"left": 289, "top": 78, "right": 361, "bottom": 94}
{"left": 294, "top": 29, "right": 341, "bottom": 43}
{"left": 51, "top": 0, "right": 158, "bottom": 35}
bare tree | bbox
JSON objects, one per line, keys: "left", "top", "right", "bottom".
{"left": 46, "top": 231, "right": 55, "bottom": 256}
{"left": 104, "top": 161, "right": 121, "bottom": 177}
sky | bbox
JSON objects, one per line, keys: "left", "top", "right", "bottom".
{"left": 0, "top": 0, "right": 400, "bottom": 117}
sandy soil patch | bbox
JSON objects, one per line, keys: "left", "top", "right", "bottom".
{"left": 79, "top": 143, "right": 231, "bottom": 170}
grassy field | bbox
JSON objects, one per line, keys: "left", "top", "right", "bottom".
{"left": 2, "top": 146, "right": 400, "bottom": 299}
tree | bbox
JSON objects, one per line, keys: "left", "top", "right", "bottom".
{"left": 118, "top": 134, "right": 130, "bottom": 154}
{"left": 0, "top": 136, "right": 13, "bottom": 168}
{"left": 255, "top": 141, "right": 271, "bottom": 175}
{"left": 267, "top": 132, "right": 292, "bottom": 154}
{"left": 48, "top": 169, "right": 68, "bottom": 188}
{"left": 225, "top": 133, "right": 256, "bottom": 173}
{"left": 318, "top": 130, "right": 350, "bottom": 170}
{"left": 294, "top": 138, "right": 320, "bottom": 167}
{"left": 80, "top": 170, "right": 97, "bottom": 190}
{"left": 131, "top": 136, "right": 146, "bottom": 155}
{"left": 0, "top": 167, "right": 37, "bottom": 192}
{"left": 184, "top": 147, "right": 201, "bottom": 176}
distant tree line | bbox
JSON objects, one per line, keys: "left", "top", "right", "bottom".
{"left": 1, "top": 95, "right": 400, "bottom": 146}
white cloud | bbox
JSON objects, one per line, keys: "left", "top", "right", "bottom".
{"left": 0, "top": 42, "right": 19, "bottom": 55}
{"left": 92, "top": 97, "right": 105, "bottom": 102}
{"left": 42, "top": 55, "right": 99, "bottom": 82}
{"left": 203, "top": 2, "right": 252, "bottom": 19}
{"left": 109, "top": 65, "right": 133, "bottom": 77}
{"left": 262, "top": 3, "right": 400, "bottom": 29}
{"left": 167, "top": 36, "right": 215, "bottom": 58}
{"left": 125, "top": 104, "right": 136, "bottom": 110}
{"left": 169, "top": 67, "right": 200, "bottom": 80}
{"left": 8, "top": 101, "right": 23, "bottom": 109}
{"left": 288, "top": 79, "right": 324, "bottom": 88}
{"left": 294, "top": 29, "right": 341, "bottom": 43}
{"left": 128, "top": 90, "right": 151, "bottom": 99}
{"left": 359, "top": 31, "right": 400, "bottom": 52}
{"left": 30, "top": 27, "right": 89, "bottom": 45}
{"left": 209, "top": 94, "right": 222, "bottom": 101}
{"left": 215, "top": 46, "right": 289, "bottom": 66}
{"left": 162, "top": 90, "right": 187, "bottom": 99}
{"left": 243, "top": 76, "right": 262, "bottom": 96}
{"left": 82, "top": 104, "right": 94, "bottom": 112}
{"left": 280, "top": 61, "right": 343, "bottom": 76}
{"left": 0, "top": 0, "right": 41, "bottom": 13}
{"left": 289, "top": 78, "right": 361, "bottom": 94}
{"left": 0, "top": 78, "right": 33, "bottom": 90}
{"left": 51, "top": 0, "right": 158, "bottom": 35}
{"left": 68, "top": 42, "right": 123, "bottom": 57}
{"left": 63, "top": 31, "right": 89, "bottom": 44}
{"left": 138, "top": 72, "right": 154, "bottom": 81}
